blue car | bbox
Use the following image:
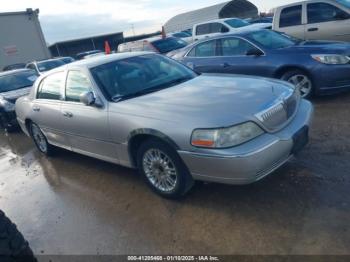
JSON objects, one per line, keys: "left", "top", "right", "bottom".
{"left": 170, "top": 29, "right": 350, "bottom": 98}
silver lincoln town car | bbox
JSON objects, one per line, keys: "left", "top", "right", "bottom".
{"left": 15, "top": 52, "right": 313, "bottom": 198}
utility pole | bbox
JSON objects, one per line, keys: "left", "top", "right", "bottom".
{"left": 131, "top": 24, "right": 135, "bottom": 36}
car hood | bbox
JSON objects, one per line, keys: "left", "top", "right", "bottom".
{"left": 0, "top": 87, "right": 32, "bottom": 103}
{"left": 110, "top": 74, "right": 293, "bottom": 128}
{"left": 279, "top": 41, "right": 350, "bottom": 55}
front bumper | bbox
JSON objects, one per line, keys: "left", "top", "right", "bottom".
{"left": 311, "top": 64, "right": 350, "bottom": 95}
{"left": 0, "top": 110, "right": 18, "bottom": 129}
{"left": 178, "top": 99, "right": 313, "bottom": 185}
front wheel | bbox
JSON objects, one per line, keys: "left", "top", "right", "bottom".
{"left": 281, "top": 70, "right": 314, "bottom": 99}
{"left": 29, "top": 122, "right": 54, "bottom": 156}
{"left": 137, "top": 139, "right": 194, "bottom": 199}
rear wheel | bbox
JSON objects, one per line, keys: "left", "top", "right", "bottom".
{"left": 137, "top": 139, "right": 194, "bottom": 199}
{"left": 281, "top": 70, "right": 314, "bottom": 98}
{"left": 0, "top": 210, "right": 37, "bottom": 262}
{"left": 29, "top": 122, "right": 54, "bottom": 156}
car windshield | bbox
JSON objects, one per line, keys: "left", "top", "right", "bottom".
{"left": 225, "top": 18, "right": 250, "bottom": 28}
{"left": 151, "top": 38, "right": 188, "bottom": 54}
{"left": 37, "top": 60, "right": 65, "bottom": 72}
{"left": 0, "top": 71, "right": 38, "bottom": 93}
{"left": 246, "top": 30, "right": 297, "bottom": 49}
{"left": 335, "top": 0, "right": 350, "bottom": 8}
{"left": 90, "top": 54, "right": 197, "bottom": 101}
{"left": 173, "top": 32, "right": 191, "bottom": 38}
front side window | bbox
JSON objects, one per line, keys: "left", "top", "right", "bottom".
{"left": 219, "top": 38, "right": 255, "bottom": 56}
{"left": 209, "top": 23, "right": 229, "bottom": 33}
{"left": 188, "top": 40, "right": 217, "bottom": 57}
{"left": 37, "top": 72, "right": 65, "bottom": 100}
{"left": 280, "top": 5, "right": 303, "bottom": 27}
{"left": 307, "top": 3, "right": 350, "bottom": 23}
{"left": 65, "top": 71, "right": 92, "bottom": 102}
{"left": 90, "top": 54, "right": 197, "bottom": 101}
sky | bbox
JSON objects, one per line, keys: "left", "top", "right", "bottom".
{"left": 2, "top": 0, "right": 297, "bottom": 44}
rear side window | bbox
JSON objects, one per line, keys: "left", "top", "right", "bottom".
{"left": 188, "top": 40, "right": 217, "bottom": 57}
{"left": 65, "top": 71, "right": 92, "bottom": 102}
{"left": 37, "top": 72, "right": 65, "bottom": 100}
{"left": 307, "top": 3, "right": 350, "bottom": 23}
{"left": 196, "top": 24, "right": 211, "bottom": 35}
{"left": 280, "top": 5, "right": 303, "bottom": 27}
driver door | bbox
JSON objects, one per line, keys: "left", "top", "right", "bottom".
{"left": 60, "top": 70, "right": 118, "bottom": 162}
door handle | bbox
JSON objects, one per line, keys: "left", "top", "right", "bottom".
{"left": 222, "top": 63, "right": 230, "bottom": 68}
{"left": 62, "top": 111, "right": 73, "bottom": 118}
{"left": 308, "top": 27, "right": 318, "bottom": 32}
{"left": 33, "top": 106, "right": 40, "bottom": 112}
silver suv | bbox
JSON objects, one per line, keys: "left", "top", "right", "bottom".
{"left": 15, "top": 53, "right": 313, "bottom": 198}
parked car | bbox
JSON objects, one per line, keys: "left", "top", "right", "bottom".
{"left": 170, "top": 29, "right": 350, "bottom": 98}
{"left": 0, "top": 69, "right": 38, "bottom": 131}
{"left": 56, "top": 56, "right": 75, "bottom": 64}
{"left": 273, "top": 0, "right": 350, "bottom": 41}
{"left": 2, "top": 63, "right": 27, "bottom": 72}
{"left": 169, "top": 31, "right": 193, "bottom": 43}
{"left": 246, "top": 17, "right": 274, "bottom": 24}
{"left": 15, "top": 53, "right": 313, "bottom": 198}
{"left": 192, "top": 18, "right": 272, "bottom": 42}
{"left": 118, "top": 36, "right": 188, "bottom": 55}
{"left": 76, "top": 50, "right": 103, "bottom": 60}
{"left": 26, "top": 58, "right": 65, "bottom": 75}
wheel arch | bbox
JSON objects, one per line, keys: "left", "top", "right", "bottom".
{"left": 274, "top": 65, "right": 313, "bottom": 80}
{"left": 127, "top": 129, "right": 180, "bottom": 168}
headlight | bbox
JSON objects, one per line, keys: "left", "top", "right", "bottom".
{"left": 0, "top": 97, "right": 15, "bottom": 112}
{"left": 191, "top": 122, "right": 264, "bottom": 148}
{"left": 311, "top": 54, "right": 350, "bottom": 65}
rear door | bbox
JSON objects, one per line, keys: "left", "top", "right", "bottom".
{"left": 60, "top": 70, "right": 118, "bottom": 162}
{"left": 276, "top": 4, "right": 306, "bottom": 40}
{"left": 31, "top": 71, "right": 68, "bottom": 148}
{"left": 306, "top": 2, "right": 350, "bottom": 41}
{"left": 183, "top": 39, "right": 223, "bottom": 73}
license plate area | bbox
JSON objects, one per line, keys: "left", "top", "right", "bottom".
{"left": 292, "top": 126, "right": 309, "bottom": 155}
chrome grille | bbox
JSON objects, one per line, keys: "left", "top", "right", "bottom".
{"left": 255, "top": 90, "right": 300, "bottom": 131}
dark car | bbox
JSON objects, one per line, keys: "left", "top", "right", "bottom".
{"left": 26, "top": 58, "right": 65, "bottom": 75}
{"left": 76, "top": 50, "right": 103, "bottom": 60}
{"left": 2, "top": 63, "right": 26, "bottom": 71}
{"left": 0, "top": 69, "right": 38, "bottom": 131}
{"left": 118, "top": 36, "right": 188, "bottom": 55}
{"left": 171, "top": 29, "right": 350, "bottom": 98}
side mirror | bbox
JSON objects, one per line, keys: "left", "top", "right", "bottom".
{"left": 80, "top": 91, "right": 95, "bottom": 106}
{"left": 246, "top": 48, "right": 263, "bottom": 56}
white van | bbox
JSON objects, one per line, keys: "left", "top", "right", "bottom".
{"left": 273, "top": 0, "right": 350, "bottom": 41}
{"left": 192, "top": 18, "right": 271, "bottom": 42}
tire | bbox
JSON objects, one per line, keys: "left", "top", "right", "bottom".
{"left": 137, "top": 138, "right": 194, "bottom": 199}
{"left": 29, "top": 122, "right": 55, "bottom": 156}
{"left": 281, "top": 70, "right": 314, "bottom": 99}
{"left": 0, "top": 210, "right": 37, "bottom": 262}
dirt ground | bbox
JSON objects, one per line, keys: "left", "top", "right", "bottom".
{"left": 0, "top": 92, "right": 349, "bottom": 256}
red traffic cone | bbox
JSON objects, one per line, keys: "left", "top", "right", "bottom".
{"left": 105, "top": 41, "right": 111, "bottom": 54}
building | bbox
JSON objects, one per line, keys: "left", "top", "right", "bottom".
{"left": 49, "top": 32, "right": 124, "bottom": 58}
{"left": 0, "top": 9, "right": 50, "bottom": 70}
{"left": 164, "top": 0, "right": 258, "bottom": 33}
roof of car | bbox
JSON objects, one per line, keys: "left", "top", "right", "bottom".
{"left": 52, "top": 52, "right": 155, "bottom": 70}
{"left": 0, "top": 69, "right": 34, "bottom": 77}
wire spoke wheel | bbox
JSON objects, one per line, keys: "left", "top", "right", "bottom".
{"left": 287, "top": 74, "right": 312, "bottom": 98}
{"left": 142, "top": 148, "right": 178, "bottom": 193}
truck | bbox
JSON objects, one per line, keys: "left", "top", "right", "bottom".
{"left": 0, "top": 9, "right": 50, "bottom": 71}
{"left": 272, "top": 0, "right": 350, "bottom": 42}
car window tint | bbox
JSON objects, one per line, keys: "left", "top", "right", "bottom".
{"left": 196, "top": 24, "right": 210, "bottom": 35}
{"left": 189, "top": 40, "right": 216, "bottom": 57}
{"left": 37, "top": 72, "right": 65, "bottom": 100}
{"left": 280, "top": 5, "right": 302, "bottom": 27}
{"left": 307, "top": 3, "right": 350, "bottom": 23}
{"left": 66, "top": 71, "right": 92, "bottom": 102}
{"left": 219, "top": 38, "right": 255, "bottom": 56}
{"left": 210, "top": 23, "right": 228, "bottom": 33}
